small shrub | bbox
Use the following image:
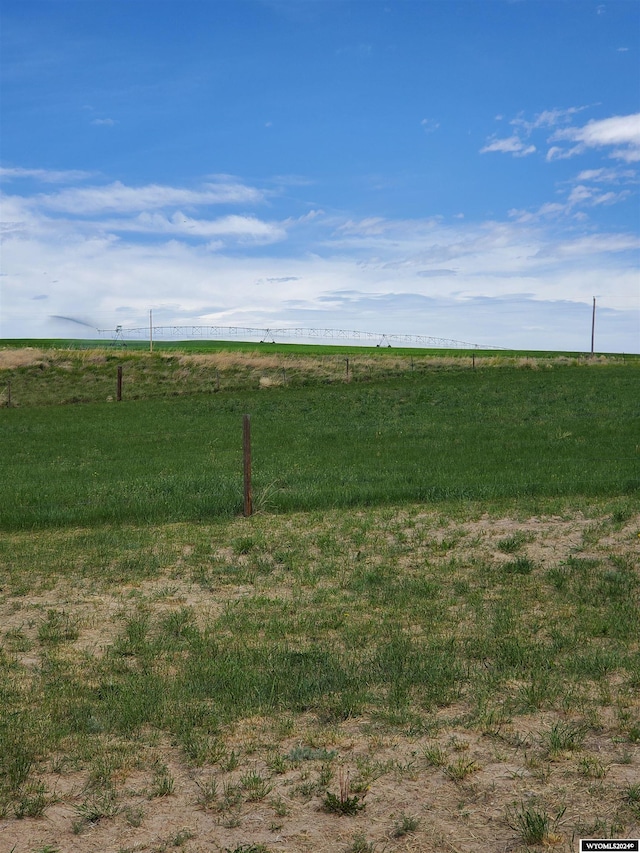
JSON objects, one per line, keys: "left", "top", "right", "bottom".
{"left": 287, "top": 745, "right": 337, "bottom": 763}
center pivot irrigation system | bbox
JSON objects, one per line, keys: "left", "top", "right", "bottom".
{"left": 97, "top": 324, "right": 499, "bottom": 349}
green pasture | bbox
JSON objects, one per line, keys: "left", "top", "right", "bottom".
{"left": 1, "top": 362, "right": 638, "bottom": 530}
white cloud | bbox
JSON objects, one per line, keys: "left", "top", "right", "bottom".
{"left": 480, "top": 135, "right": 536, "bottom": 157}
{"left": 0, "top": 166, "right": 93, "bottom": 183}
{"left": 574, "top": 167, "right": 637, "bottom": 184}
{"left": 90, "top": 118, "right": 117, "bottom": 127}
{"left": 483, "top": 106, "right": 590, "bottom": 158}
{"left": 105, "top": 211, "right": 287, "bottom": 244}
{"left": 551, "top": 113, "right": 640, "bottom": 162}
{"left": 31, "top": 179, "right": 265, "bottom": 215}
{"left": 2, "top": 168, "right": 638, "bottom": 352}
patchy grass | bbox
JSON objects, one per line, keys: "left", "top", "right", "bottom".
{"left": 0, "top": 499, "right": 638, "bottom": 851}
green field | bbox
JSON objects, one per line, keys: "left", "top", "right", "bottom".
{"left": 1, "top": 344, "right": 638, "bottom": 852}
{"left": 1, "top": 357, "right": 638, "bottom": 529}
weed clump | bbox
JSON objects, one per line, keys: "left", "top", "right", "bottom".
{"left": 323, "top": 770, "right": 365, "bottom": 815}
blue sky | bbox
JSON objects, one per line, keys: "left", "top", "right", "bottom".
{"left": 1, "top": 0, "right": 639, "bottom": 351}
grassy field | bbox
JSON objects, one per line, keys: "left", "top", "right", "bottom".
{"left": 0, "top": 344, "right": 638, "bottom": 853}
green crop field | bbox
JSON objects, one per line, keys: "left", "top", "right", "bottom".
{"left": 1, "top": 358, "right": 638, "bottom": 529}
{"left": 1, "top": 343, "right": 638, "bottom": 853}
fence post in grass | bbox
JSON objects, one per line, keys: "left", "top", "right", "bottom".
{"left": 243, "top": 414, "right": 253, "bottom": 517}
{"left": 345, "top": 358, "right": 350, "bottom": 382}
{"left": 472, "top": 353, "right": 475, "bottom": 370}
{"left": 117, "top": 365, "right": 123, "bottom": 402}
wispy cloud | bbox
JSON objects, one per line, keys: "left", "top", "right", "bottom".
{"left": 481, "top": 135, "right": 536, "bottom": 157}
{"left": 30, "top": 179, "right": 265, "bottom": 215}
{"left": 0, "top": 166, "right": 93, "bottom": 183}
{"left": 481, "top": 106, "right": 589, "bottom": 158}
{"left": 90, "top": 118, "right": 117, "bottom": 127}
{"left": 103, "top": 211, "right": 287, "bottom": 244}
{"left": 420, "top": 118, "right": 440, "bottom": 134}
{"left": 549, "top": 113, "right": 640, "bottom": 163}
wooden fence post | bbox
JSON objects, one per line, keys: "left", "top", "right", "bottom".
{"left": 243, "top": 414, "right": 253, "bottom": 517}
{"left": 117, "top": 365, "right": 123, "bottom": 402}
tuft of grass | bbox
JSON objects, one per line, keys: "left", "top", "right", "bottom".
{"left": 195, "top": 776, "right": 218, "bottom": 810}
{"left": 72, "top": 789, "right": 119, "bottom": 833}
{"left": 13, "top": 781, "right": 49, "bottom": 818}
{"left": 444, "top": 757, "right": 480, "bottom": 782}
{"left": 37, "top": 609, "right": 79, "bottom": 645}
{"left": 497, "top": 532, "right": 532, "bottom": 554}
{"left": 423, "top": 744, "right": 447, "bottom": 767}
{"left": 577, "top": 755, "right": 607, "bottom": 779}
{"left": 343, "top": 833, "right": 375, "bottom": 853}
{"left": 240, "top": 770, "right": 273, "bottom": 802}
{"left": 541, "top": 721, "right": 587, "bottom": 757}
{"left": 507, "top": 802, "right": 565, "bottom": 846}
{"left": 149, "top": 765, "right": 175, "bottom": 798}
{"left": 502, "top": 556, "right": 535, "bottom": 575}
{"left": 225, "top": 845, "right": 272, "bottom": 853}
{"left": 508, "top": 804, "right": 550, "bottom": 845}
{"left": 626, "top": 783, "right": 640, "bottom": 804}
{"left": 391, "top": 813, "right": 419, "bottom": 837}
